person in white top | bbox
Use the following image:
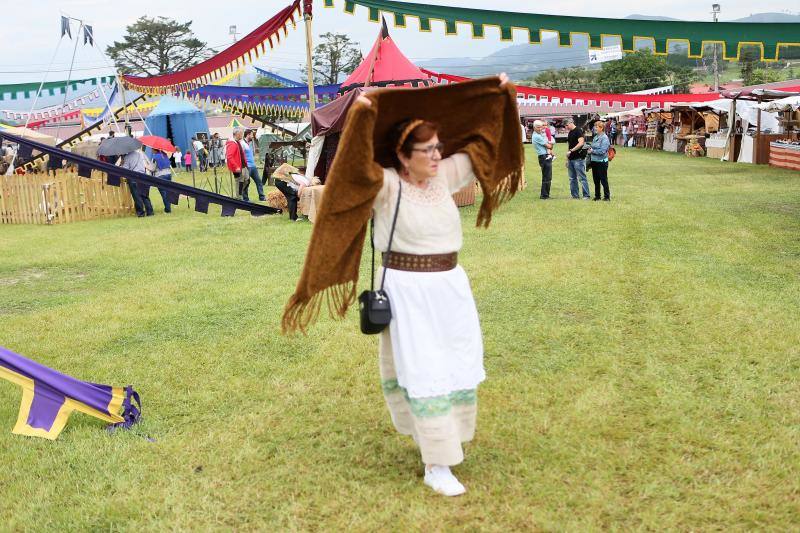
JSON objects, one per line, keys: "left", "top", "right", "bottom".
{"left": 357, "top": 73, "right": 508, "bottom": 498}
{"left": 172, "top": 147, "right": 182, "bottom": 173}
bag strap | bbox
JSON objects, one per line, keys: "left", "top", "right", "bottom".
{"left": 369, "top": 179, "right": 402, "bottom": 291}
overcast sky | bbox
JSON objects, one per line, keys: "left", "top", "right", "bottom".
{"left": 2, "top": 0, "right": 798, "bottom": 85}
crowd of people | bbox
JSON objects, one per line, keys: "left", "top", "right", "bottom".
{"left": 100, "top": 127, "right": 273, "bottom": 217}
{"left": 527, "top": 118, "right": 614, "bottom": 201}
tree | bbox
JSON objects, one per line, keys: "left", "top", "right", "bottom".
{"left": 107, "top": 17, "right": 211, "bottom": 76}
{"left": 664, "top": 64, "right": 697, "bottom": 93}
{"left": 739, "top": 46, "right": 762, "bottom": 86}
{"left": 596, "top": 50, "right": 669, "bottom": 92}
{"left": 747, "top": 68, "right": 783, "bottom": 85}
{"left": 596, "top": 50, "right": 697, "bottom": 93}
{"left": 525, "top": 67, "right": 599, "bottom": 90}
{"left": 302, "top": 33, "right": 362, "bottom": 85}
{"left": 253, "top": 76, "right": 284, "bottom": 88}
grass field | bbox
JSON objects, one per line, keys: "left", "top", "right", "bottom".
{"left": 1, "top": 147, "right": 799, "bottom": 530}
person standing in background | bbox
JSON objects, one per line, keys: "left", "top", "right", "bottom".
{"left": 530, "top": 120, "right": 553, "bottom": 200}
{"left": 172, "top": 147, "right": 182, "bottom": 172}
{"left": 152, "top": 149, "right": 173, "bottom": 213}
{"left": 242, "top": 130, "right": 266, "bottom": 201}
{"left": 565, "top": 119, "right": 590, "bottom": 200}
{"left": 119, "top": 147, "right": 154, "bottom": 217}
{"left": 587, "top": 121, "right": 611, "bottom": 202}
{"left": 226, "top": 128, "right": 250, "bottom": 201}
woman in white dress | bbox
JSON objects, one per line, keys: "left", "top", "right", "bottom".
{"left": 358, "top": 77, "right": 507, "bottom": 496}
{"left": 283, "top": 74, "right": 522, "bottom": 498}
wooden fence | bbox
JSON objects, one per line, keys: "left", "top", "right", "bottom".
{"left": 0, "top": 170, "right": 134, "bottom": 225}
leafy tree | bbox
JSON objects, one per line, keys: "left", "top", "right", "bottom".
{"left": 596, "top": 50, "right": 696, "bottom": 93}
{"left": 253, "top": 76, "right": 284, "bottom": 88}
{"left": 747, "top": 68, "right": 783, "bottom": 85}
{"left": 664, "top": 64, "right": 697, "bottom": 93}
{"left": 526, "top": 67, "right": 599, "bottom": 90}
{"left": 521, "top": 51, "right": 697, "bottom": 93}
{"left": 596, "top": 50, "right": 669, "bottom": 92}
{"left": 107, "top": 17, "right": 211, "bottom": 76}
{"left": 739, "top": 46, "right": 759, "bottom": 85}
{"left": 302, "top": 32, "right": 362, "bottom": 85}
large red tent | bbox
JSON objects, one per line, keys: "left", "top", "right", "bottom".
{"left": 338, "top": 19, "right": 433, "bottom": 93}
{"left": 307, "top": 21, "right": 432, "bottom": 181}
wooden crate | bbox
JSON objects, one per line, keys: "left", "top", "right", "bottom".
{"left": 0, "top": 170, "right": 135, "bottom": 225}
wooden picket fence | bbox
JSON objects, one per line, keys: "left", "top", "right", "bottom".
{"left": 0, "top": 170, "right": 135, "bottom": 225}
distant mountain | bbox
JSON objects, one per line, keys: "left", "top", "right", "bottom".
{"left": 625, "top": 12, "right": 800, "bottom": 23}
{"left": 418, "top": 36, "right": 592, "bottom": 78}
{"left": 732, "top": 13, "right": 800, "bottom": 22}
{"left": 414, "top": 11, "right": 800, "bottom": 79}
{"left": 625, "top": 15, "right": 680, "bottom": 21}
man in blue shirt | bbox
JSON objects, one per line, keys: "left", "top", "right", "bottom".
{"left": 241, "top": 130, "right": 266, "bottom": 202}
{"left": 530, "top": 120, "right": 554, "bottom": 200}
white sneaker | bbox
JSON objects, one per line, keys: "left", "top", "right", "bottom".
{"left": 424, "top": 465, "right": 466, "bottom": 497}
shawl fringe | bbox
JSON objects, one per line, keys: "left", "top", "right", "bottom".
{"left": 477, "top": 166, "right": 523, "bottom": 228}
{"left": 282, "top": 280, "right": 357, "bottom": 334}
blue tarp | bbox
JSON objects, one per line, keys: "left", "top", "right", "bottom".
{"left": 144, "top": 96, "right": 209, "bottom": 168}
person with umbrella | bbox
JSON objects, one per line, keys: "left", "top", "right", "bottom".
{"left": 97, "top": 136, "right": 153, "bottom": 217}
{"left": 151, "top": 149, "right": 173, "bottom": 213}
{"left": 139, "top": 136, "right": 177, "bottom": 214}
{"left": 119, "top": 146, "right": 154, "bottom": 217}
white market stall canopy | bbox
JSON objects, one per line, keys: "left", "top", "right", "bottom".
{"left": 757, "top": 95, "right": 800, "bottom": 113}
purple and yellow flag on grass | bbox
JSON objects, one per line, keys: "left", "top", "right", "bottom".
{"left": 0, "top": 346, "right": 140, "bottom": 440}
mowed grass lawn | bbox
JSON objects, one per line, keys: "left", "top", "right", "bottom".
{"left": 1, "top": 147, "right": 799, "bottom": 530}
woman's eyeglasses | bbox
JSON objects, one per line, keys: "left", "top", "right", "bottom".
{"left": 411, "top": 143, "right": 444, "bottom": 157}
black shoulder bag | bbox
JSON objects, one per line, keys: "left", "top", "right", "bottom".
{"left": 358, "top": 181, "right": 402, "bottom": 335}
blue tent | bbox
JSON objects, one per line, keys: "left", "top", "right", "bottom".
{"left": 144, "top": 96, "right": 209, "bottom": 169}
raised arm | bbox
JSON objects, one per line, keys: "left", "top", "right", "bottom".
{"left": 440, "top": 153, "right": 476, "bottom": 193}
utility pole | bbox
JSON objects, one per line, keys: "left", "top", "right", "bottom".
{"left": 712, "top": 4, "right": 721, "bottom": 92}
{"left": 303, "top": 0, "right": 316, "bottom": 113}
{"left": 229, "top": 25, "right": 241, "bottom": 86}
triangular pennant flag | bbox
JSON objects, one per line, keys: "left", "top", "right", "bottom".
{"left": 83, "top": 25, "right": 94, "bottom": 46}
{"left": 61, "top": 16, "right": 72, "bottom": 39}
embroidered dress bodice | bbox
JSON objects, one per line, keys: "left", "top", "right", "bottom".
{"left": 373, "top": 153, "right": 475, "bottom": 255}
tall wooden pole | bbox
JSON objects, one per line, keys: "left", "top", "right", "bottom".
{"left": 303, "top": 0, "right": 316, "bottom": 113}
{"left": 118, "top": 73, "right": 132, "bottom": 136}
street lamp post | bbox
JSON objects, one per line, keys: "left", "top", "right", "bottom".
{"left": 229, "top": 25, "right": 242, "bottom": 86}
{"left": 712, "top": 4, "right": 721, "bottom": 92}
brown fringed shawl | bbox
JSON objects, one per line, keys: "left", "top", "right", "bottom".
{"left": 282, "top": 77, "right": 524, "bottom": 333}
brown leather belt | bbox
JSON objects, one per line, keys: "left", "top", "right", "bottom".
{"left": 382, "top": 251, "right": 458, "bottom": 272}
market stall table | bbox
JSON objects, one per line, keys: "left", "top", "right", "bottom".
{"left": 769, "top": 142, "right": 800, "bottom": 171}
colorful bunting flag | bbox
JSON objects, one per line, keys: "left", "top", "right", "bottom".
{"left": 61, "top": 16, "right": 71, "bottom": 39}
{"left": 324, "top": 0, "right": 800, "bottom": 62}
{"left": 0, "top": 346, "right": 140, "bottom": 440}
{"left": 122, "top": 1, "right": 301, "bottom": 94}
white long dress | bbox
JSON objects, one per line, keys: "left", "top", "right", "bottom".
{"left": 373, "top": 153, "right": 484, "bottom": 466}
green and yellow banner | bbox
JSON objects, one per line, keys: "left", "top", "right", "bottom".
{"left": 324, "top": 0, "right": 800, "bottom": 61}
{"left": 0, "top": 76, "right": 115, "bottom": 101}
